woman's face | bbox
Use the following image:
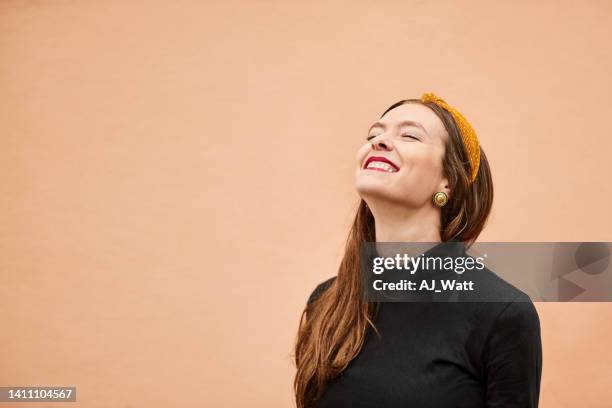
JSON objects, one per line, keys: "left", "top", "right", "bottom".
{"left": 355, "top": 102, "right": 450, "bottom": 208}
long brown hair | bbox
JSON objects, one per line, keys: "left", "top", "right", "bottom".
{"left": 293, "top": 99, "right": 494, "bottom": 407}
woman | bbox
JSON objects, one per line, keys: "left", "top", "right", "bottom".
{"left": 293, "top": 93, "right": 543, "bottom": 408}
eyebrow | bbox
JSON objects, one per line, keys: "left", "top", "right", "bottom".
{"left": 368, "top": 120, "right": 428, "bottom": 135}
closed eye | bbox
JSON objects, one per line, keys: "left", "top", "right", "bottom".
{"left": 366, "top": 133, "right": 420, "bottom": 141}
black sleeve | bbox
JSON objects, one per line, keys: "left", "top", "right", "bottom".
{"left": 307, "top": 276, "right": 336, "bottom": 306}
{"left": 483, "top": 299, "right": 543, "bottom": 408}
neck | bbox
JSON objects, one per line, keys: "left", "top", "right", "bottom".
{"left": 367, "top": 198, "right": 442, "bottom": 243}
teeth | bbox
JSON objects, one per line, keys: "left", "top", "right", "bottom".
{"left": 366, "top": 161, "right": 397, "bottom": 172}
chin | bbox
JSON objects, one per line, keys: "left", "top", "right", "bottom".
{"left": 355, "top": 177, "right": 390, "bottom": 197}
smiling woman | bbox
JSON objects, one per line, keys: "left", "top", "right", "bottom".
{"left": 293, "top": 93, "right": 542, "bottom": 408}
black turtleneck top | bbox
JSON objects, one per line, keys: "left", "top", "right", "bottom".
{"left": 305, "top": 241, "right": 543, "bottom": 408}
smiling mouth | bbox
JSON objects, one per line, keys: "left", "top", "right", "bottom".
{"left": 363, "top": 156, "right": 400, "bottom": 173}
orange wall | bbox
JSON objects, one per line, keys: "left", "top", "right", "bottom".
{"left": 1, "top": 1, "right": 611, "bottom": 407}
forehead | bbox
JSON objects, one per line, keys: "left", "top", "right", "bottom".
{"left": 378, "top": 102, "right": 448, "bottom": 142}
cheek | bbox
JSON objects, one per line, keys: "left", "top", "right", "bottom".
{"left": 417, "top": 153, "right": 442, "bottom": 175}
{"left": 396, "top": 148, "right": 445, "bottom": 191}
{"left": 401, "top": 147, "right": 440, "bottom": 174}
{"left": 355, "top": 143, "right": 371, "bottom": 165}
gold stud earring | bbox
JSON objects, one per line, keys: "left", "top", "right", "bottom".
{"left": 433, "top": 191, "right": 448, "bottom": 207}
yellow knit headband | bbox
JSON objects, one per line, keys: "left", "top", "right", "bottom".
{"left": 420, "top": 92, "right": 481, "bottom": 183}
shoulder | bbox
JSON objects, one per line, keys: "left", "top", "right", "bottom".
{"left": 475, "top": 266, "right": 541, "bottom": 342}
{"left": 480, "top": 296, "right": 543, "bottom": 406}
{"left": 478, "top": 265, "right": 541, "bottom": 330}
{"left": 490, "top": 296, "right": 541, "bottom": 334}
{"left": 481, "top": 293, "right": 542, "bottom": 362}
{"left": 306, "top": 276, "right": 337, "bottom": 306}
{"left": 467, "top": 267, "right": 542, "bottom": 357}
{"left": 468, "top": 263, "right": 532, "bottom": 302}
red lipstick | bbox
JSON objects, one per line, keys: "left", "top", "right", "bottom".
{"left": 363, "top": 156, "right": 400, "bottom": 172}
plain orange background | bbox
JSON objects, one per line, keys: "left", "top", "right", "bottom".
{"left": 1, "top": 1, "right": 612, "bottom": 407}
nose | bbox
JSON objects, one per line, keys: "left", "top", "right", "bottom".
{"left": 370, "top": 135, "right": 392, "bottom": 151}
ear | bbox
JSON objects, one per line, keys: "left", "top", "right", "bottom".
{"left": 438, "top": 176, "right": 451, "bottom": 197}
